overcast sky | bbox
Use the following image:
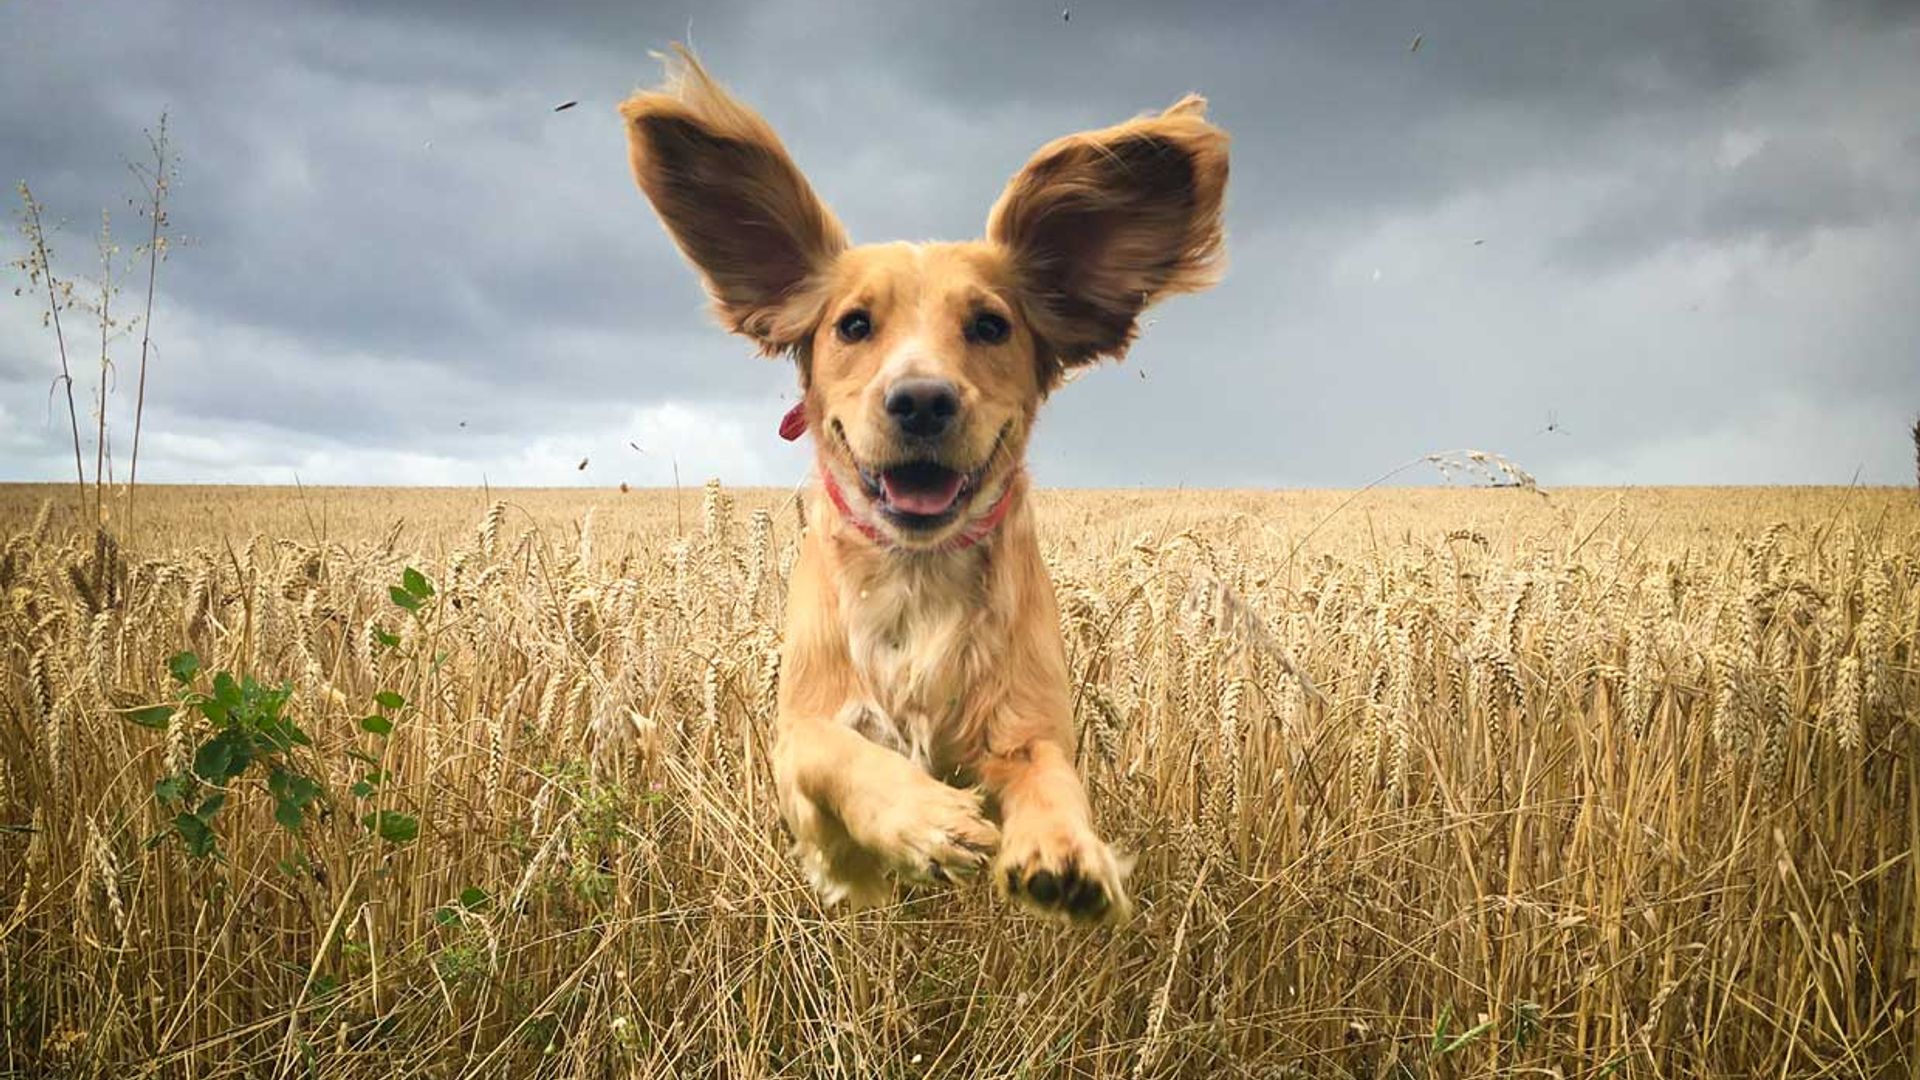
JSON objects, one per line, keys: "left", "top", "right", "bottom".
{"left": 3, "top": 0, "right": 1916, "bottom": 488}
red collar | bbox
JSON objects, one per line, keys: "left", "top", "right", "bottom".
{"left": 784, "top": 401, "right": 1015, "bottom": 552}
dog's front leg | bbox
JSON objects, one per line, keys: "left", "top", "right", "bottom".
{"left": 774, "top": 706, "right": 999, "bottom": 909}
{"left": 982, "top": 735, "right": 1132, "bottom": 923}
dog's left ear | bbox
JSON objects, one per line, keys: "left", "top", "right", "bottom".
{"left": 987, "top": 96, "right": 1228, "bottom": 378}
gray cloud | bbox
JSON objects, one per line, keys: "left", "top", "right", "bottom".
{"left": 3, "top": 0, "right": 1917, "bottom": 489}
{"left": 1557, "top": 132, "right": 1906, "bottom": 270}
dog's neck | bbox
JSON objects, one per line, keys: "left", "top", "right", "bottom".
{"left": 811, "top": 468, "right": 1029, "bottom": 780}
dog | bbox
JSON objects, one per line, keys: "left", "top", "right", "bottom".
{"left": 619, "top": 49, "right": 1227, "bottom": 922}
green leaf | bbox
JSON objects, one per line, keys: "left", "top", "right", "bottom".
{"left": 194, "top": 729, "right": 252, "bottom": 783}
{"left": 252, "top": 702, "right": 306, "bottom": 751}
{"left": 173, "top": 813, "right": 216, "bottom": 858}
{"left": 373, "top": 628, "right": 401, "bottom": 648}
{"left": 193, "top": 739, "right": 233, "bottom": 784}
{"left": 125, "top": 703, "right": 174, "bottom": 729}
{"left": 270, "top": 766, "right": 312, "bottom": 803}
{"left": 197, "top": 792, "right": 227, "bottom": 821}
{"left": 346, "top": 748, "right": 381, "bottom": 766}
{"left": 434, "top": 906, "right": 460, "bottom": 927}
{"left": 287, "top": 774, "right": 323, "bottom": 807}
{"left": 274, "top": 799, "right": 304, "bottom": 831}
{"left": 363, "top": 811, "right": 419, "bottom": 845}
{"left": 257, "top": 716, "right": 296, "bottom": 754}
{"left": 154, "top": 774, "right": 189, "bottom": 803}
{"left": 350, "top": 780, "right": 376, "bottom": 799}
{"left": 389, "top": 586, "right": 421, "bottom": 612}
{"left": 402, "top": 567, "right": 434, "bottom": 599}
{"left": 167, "top": 651, "right": 201, "bottom": 685}
{"left": 196, "top": 692, "right": 229, "bottom": 726}
{"left": 212, "top": 671, "right": 242, "bottom": 710}
{"left": 360, "top": 715, "right": 393, "bottom": 736}
{"left": 458, "top": 886, "right": 491, "bottom": 911}
{"left": 253, "top": 682, "right": 291, "bottom": 721}
{"left": 374, "top": 691, "right": 405, "bottom": 711}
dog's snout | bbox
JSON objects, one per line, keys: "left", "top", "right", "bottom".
{"left": 884, "top": 378, "right": 960, "bottom": 439}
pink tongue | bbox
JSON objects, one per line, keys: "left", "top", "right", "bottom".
{"left": 882, "top": 470, "right": 964, "bottom": 515}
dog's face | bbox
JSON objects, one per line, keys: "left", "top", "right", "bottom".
{"left": 807, "top": 242, "right": 1036, "bottom": 540}
{"left": 621, "top": 50, "right": 1227, "bottom": 547}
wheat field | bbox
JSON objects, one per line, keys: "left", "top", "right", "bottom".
{"left": 0, "top": 481, "right": 1915, "bottom": 1078}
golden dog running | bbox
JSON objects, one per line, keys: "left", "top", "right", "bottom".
{"left": 620, "top": 49, "right": 1227, "bottom": 921}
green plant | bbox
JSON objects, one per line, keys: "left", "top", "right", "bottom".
{"left": 351, "top": 565, "right": 438, "bottom": 844}
{"left": 130, "top": 651, "right": 320, "bottom": 859}
{"left": 125, "top": 564, "right": 439, "bottom": 859}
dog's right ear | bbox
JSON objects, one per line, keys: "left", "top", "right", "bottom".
{"left": 620, "top": 47, "right": 848, "bottom": 356}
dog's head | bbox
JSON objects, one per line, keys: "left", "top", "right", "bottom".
{"left": 621, "top": 48, "right": 1227, "bottom": 549}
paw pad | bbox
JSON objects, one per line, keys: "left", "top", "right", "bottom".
{"left": 1008, "top": 860, "right": 1115, "bottom": 921}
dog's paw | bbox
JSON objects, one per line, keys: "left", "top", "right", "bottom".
{"left": 796, "top": 840, "right": 893, "bottom": 910}
{"left": 868, "top": 775, "right": 999, "bottom": 885}
{"left": 996, "top": 822, "right": 1132, "bottom": 924}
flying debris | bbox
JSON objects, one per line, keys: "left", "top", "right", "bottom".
{"left": 619, "top": 482, "right": 630, "bottom": 494}
{"left": 1473, "top": 238, "right": 1485, "bottom": 246}
{"left": 458, "top": 420, "right": 467, "bottom": 427}
{"left": 553, "top": 100, "right": 579, "bottom": 112}
{"left": 1409, "top": 33, "right": 1423, "bottom": 53}
{"left": 1062, "top": 7, "right": 1070, "bottom": 21}
{"left": 628, "top": 441, "right": 644, "bottom": 453}
{"left": 1539, "top": 411, "right": 1570, "bottom": 436}
{"left": 577, "top": 457, "right": 589, "bottom": 470}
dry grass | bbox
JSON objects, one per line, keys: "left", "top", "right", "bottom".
{"left": 1, "top": 481, "right": 1915, "bottom": 1078}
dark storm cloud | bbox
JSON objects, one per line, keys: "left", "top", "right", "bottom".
{"left": 2, "top": 0, "right": 1916, "bottom": 487}
{"left": 1557, "top": 132, "right": 1907, "bottom": 270}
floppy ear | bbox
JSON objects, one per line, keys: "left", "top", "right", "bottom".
{"left": 987, "top": 96, "right": 1228, "bottom": 376}
{"left": 620, "top": 47, "right": 848, "bottom": 355}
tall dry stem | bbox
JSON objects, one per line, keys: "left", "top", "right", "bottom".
{"left": 125, "top": 112, "right": 175, "bottom": 539}
{"left": 13, "top": 183, "right": 87, "bottom": 515}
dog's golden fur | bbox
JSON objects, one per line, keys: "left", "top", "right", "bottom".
{"left": 620, "top": 48, "right": 1227, "bottom": 921}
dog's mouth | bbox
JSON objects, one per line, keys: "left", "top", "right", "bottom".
{"left": 866, "top": 461, "right": 971, "bottom": 526}
{"left": 834, "top": 422, "right": 1010, "bottom": 533}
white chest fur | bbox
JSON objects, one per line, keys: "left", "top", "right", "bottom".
{"left": 837, "top": 552, "right": 986, "bottom": 777}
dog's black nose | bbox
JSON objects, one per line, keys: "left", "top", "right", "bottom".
{"left": 884, "top": 378, "right": 960, "bottom": 438}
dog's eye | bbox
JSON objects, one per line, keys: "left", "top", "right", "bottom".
{"left": 966, "top": 312, "right": 1010, "bottom": 345}
{"left": 835, "top": 310, "right": 873, "bottom": 343}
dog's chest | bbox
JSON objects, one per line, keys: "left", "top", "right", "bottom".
{"left": 839, "top": 558, "right": 988, "bottom": 773}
